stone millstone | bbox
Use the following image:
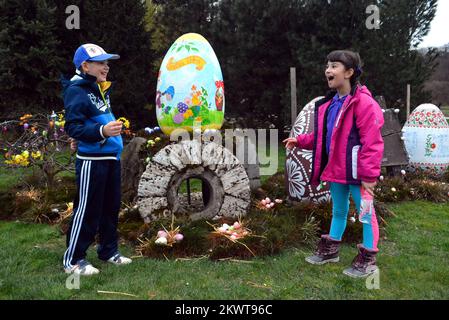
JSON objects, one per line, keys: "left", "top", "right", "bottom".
{"left": 137, "top": 140, "right": 251, "bottom": 223}
{"left": 121, "top": 137, "right": 147, "bottom": 203}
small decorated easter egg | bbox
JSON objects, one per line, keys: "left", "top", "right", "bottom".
{"left": 157, "top": 230, "right": 168, "bottom": 238}
{"left": 218, "top": 227, "right": 227, "bottom": 233}
{"left": 155, "top": 237, "right": 168, "bottom": 245}
{"left": 174, "top": 233, "right": 184, "bottom": 242}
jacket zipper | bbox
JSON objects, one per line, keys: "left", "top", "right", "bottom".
{"left": 335, "top": 97, "right": 354, "bottom": 128}
{"left": 97, "top": 84, "right": 114, "bottom": 148}
{"left": 98, "top": 84, "right": 113, "bottom": 115}
{"left": 325, "top": 96, "right": 354, "bottom": 180}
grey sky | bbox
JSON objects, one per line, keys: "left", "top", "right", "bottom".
{"left": 419, "top": 0, "right": 449, "bottom": 48}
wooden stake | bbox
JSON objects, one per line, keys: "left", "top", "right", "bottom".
{"left": 406, "top": 84, "right": 411, "bottom": 119}
{"left": 97, "top": 290, "right": 138, "bottom": 298}
{"left": 290, "top": 67, "right": 297, "bottom": 127}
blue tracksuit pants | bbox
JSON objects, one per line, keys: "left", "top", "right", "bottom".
{"left": 63, "top": 158, "right": 121, "bottom": 269}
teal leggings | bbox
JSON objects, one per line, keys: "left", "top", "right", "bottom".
{"left": 329, "top": 182, "right": 379, "bottom": 251}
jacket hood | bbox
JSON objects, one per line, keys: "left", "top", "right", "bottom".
{"left": 61, "top": 72, "right": 98, "bottom": 95}
{"left": 324, "top": 85, "right": 374, "bottom": 100}
{"left": 61, "top": 72, "right": 113, "bottom": 96}
{"left": 354, "top": 85, "right": 373, "bottom": 99}
{"left": 317, "top": 84, "right": 373, "bottom": 109}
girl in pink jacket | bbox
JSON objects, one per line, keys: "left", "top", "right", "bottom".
{"left": 284, "top": 50, "right": 384, "bottom": 278}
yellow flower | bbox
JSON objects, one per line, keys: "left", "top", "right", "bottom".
{"left": 20, "top": 114, "right": 33, "bottom": 121}
{"left": 9, "top": 154, "right": 29, "bottom": 166}
{"left": 31, "top": 151, "right": 42, "bottom": 159}
{"left": 117, "top": 117, "right": 130, "bottom": 129}
{"left": 155, "top": 137, "right": 161, "bottom": 142}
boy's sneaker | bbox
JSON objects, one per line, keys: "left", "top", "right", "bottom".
{"left": 343, "top": 244, "right": 378, "bottom": 278}
{"left": 305, "top": 234, "right": 341, "bottom": 265}
{"left": 107, "top": 253, "right": 132, "bottom": 265}
{"left": 64, "top": 259, "right": 100, "bottom": 276}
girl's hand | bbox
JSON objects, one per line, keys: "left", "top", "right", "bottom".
{"left": 283, "top": 137, "right": 297, "bottom": 150}
{"left": 362, "top": 181, "right": 377, "bottom": 197}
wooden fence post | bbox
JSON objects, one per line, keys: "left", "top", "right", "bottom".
{"left": 290, "top": 67, "right": 297, "bottom": 127}
{"left": 406, "top": 84, "right": 411, "bottom": 119}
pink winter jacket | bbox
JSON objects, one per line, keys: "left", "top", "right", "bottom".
{"left": 296, "top": 85, "right": 384, "bottom": 186}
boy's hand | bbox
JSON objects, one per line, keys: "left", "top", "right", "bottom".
{"left": 69, "top": 138, "right": 77, "bottom": 152}
{"left": 103, "top": 121, "right": 123, "bottom": 137}
{"left": 283, "top": 137, "right": 297, "bottom": 150}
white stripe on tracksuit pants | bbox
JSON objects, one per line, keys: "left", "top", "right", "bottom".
{"left": 63, "top": 158, "right": 121, "bottom": 269}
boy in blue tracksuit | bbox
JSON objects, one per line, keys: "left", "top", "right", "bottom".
{"left": 61, "top": 44, "right": 132, "bottom": 275}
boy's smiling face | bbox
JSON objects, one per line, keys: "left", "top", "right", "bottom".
{"left": 81, "top": 60, "right": 110, "bottom": 82}
{"left": 325, "top": 61, "right": 354, "bottom": 90}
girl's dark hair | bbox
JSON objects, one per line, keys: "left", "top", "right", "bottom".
{"left": 327, "top": 50, "right": 363, "bottom": 86}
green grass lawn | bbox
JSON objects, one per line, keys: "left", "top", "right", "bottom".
{"left": 1, "top": 200, "right": 448, "bottom": 300}
{"left": 259, "top": 143, "right": 286, "bottom": 185}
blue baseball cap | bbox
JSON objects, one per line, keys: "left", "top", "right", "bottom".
{"left": 73, "top": 43, "right": 120, "bottom": 69}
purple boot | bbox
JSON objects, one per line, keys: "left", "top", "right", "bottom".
{"left": 305, "top": 234, "right": 341, "bottom": 265}
{"left": 343, "top": 244, "right": 379, "bottom": 278}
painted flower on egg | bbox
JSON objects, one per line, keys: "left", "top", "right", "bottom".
{"left": 286, "top": 158, "right": 307, "bottom": 199}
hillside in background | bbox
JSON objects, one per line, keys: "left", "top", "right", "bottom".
{"left": 424, "top": 44, "right": 449, "bottom": 106}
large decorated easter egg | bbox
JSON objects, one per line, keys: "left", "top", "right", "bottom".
{"left": 285, "top": 97, "right": 331, "bottom": 203}
{"left": 156, "top": 33, "right": 225, "bottom": 135}
{"left": 403, "top": 104, "right": 449, "bottom": 175}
